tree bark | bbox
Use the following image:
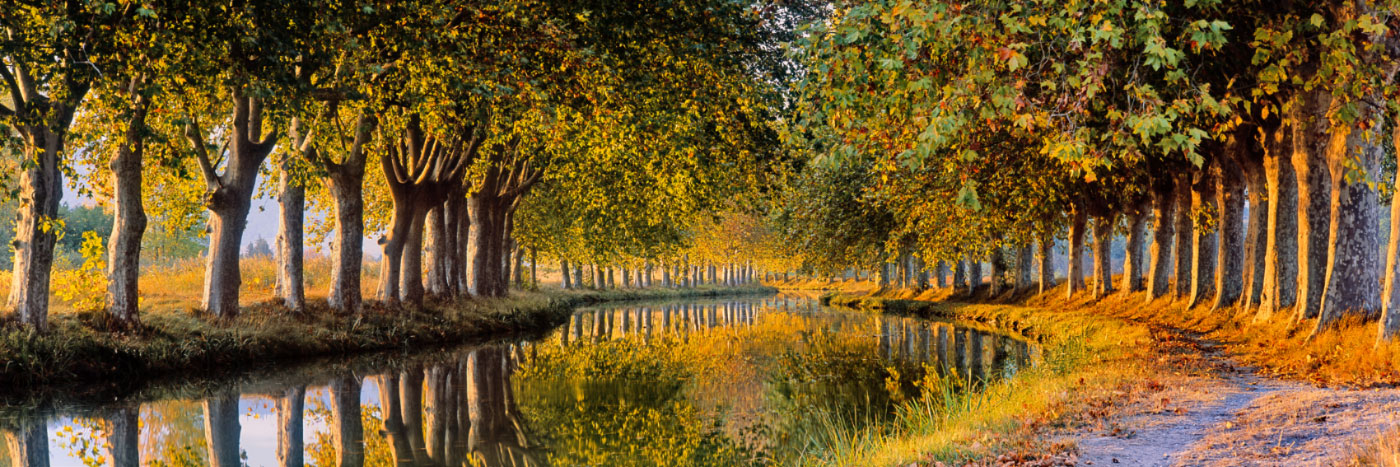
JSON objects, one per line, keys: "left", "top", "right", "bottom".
{"left": 1122, "top": 199, "right": 1149, "bottom": 293}
{"left": 936, "top": 260, "right": 948, "bottom": 288}
{"left": 1316, "top": 111, "right": 1384, "bottom": 333}
{"left": 1067, "top": 207, "right": 1088, "bottom": 298}
{"left": 399, "top": 205, "right": 428, "bottom": 306}
{"left": 1091, "top": 211, "right": 1116, "bottom": 299}
{"left": 192, "top": 92, "right": 278, "bottom": 319}
{"left": 1146, "top": 178, "right": 1176, "bottom": 301}
{"left": 1038, "top": 235, "right": 1055, "bottom": 294}
{"left": 425, "top": 203, "right": 450, "bottom": 296}
{"left": 276, "top": 385, "right": 306, "bottom": 467}
{"left": 1214, "top": 148, "right": 1247, "bottom": 310}
{"left": 274, "top": 157, "right": 306, "bottom": 313}
{"left": 1189, "top": 161, "right": 1219, "bottom": 308}
{"left": 1240, "top": 135, "right": 1269, "bottom": 309}
{"left": 1381, "top": 126, "right": 1400, "bottom": 341}
{"left": 989, "top": 248, "right": 1005, "bottom": 296}
{"left": 1257, "top": 120, "right": 1299, "bottom": 321}
{"left": 1292, "top": 89, "right": 1333, "bottom": 321}
{"left": 323, "top": 115, "right": 375, "bottom": 315}
{"left": 953, "top": 259, "right": 968, "bottom": 293}
{"left": 967, "top": 256, "right": 982, "bottom": 294}
{"left": 106, "top": 81, "right": 149, "bottom": 327}
{"left": 1174, "top": 172, "right": 1195, "bottom": 299}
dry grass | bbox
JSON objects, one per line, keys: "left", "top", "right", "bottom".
{"left": 1348, "top": 428, "right": 1400, "bottom": 466}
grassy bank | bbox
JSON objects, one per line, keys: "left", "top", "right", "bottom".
{"left": 803, "top": 290, "right": 1156, "bottom": 464}
{"left": 0, "top": 281, "right": 775, "bottom": 401}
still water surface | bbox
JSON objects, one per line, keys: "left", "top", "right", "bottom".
{"left": 0, "top": 294, "right": 1034, "bottom": 466}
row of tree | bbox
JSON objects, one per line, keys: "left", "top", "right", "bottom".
{"left": 1, "top": 0, "right": 800, "bottom": 331}
{"left": 776, "top": 0, "right": 1400, "bottom": 342}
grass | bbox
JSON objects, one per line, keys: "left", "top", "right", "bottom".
{"left": 787, "top": 279, "right": 1164, "bottom": 466}
{"left": 782, "top": 273, "right": 1400, "bottom": 466}
{"left": 0, "top": 256, "right": 775, "bottom": 402}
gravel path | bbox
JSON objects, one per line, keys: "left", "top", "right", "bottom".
{"left": 1072, "top": 335, "right": 1400, "bottom": 467}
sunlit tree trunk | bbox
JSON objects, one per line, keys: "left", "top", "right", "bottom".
{"left": 274, "top": 153, "right": 306, "bottom": 313}
{"left": 425, "top": 204, "right": 451, "bottom": 296}
{"left": 106, "top": 79, "right": 149, "bottom": 327}
{"left": 193, "top": 92, "right": 278, "bottom": 319}
{"left": 1189, "top": 161, "right": 1219, "bottom": 308}
{"left": 1317, "top": 110, "right": 1384, "bottom": 333}
{"left": 1292, "top": 89, "right": 1333, "bottom": 321}
{"left": 324, "top": 114, "right": 375, "bottom": 314}
{"left": 1240, "top": 137, "right": 1269, "bottom": 309}
{"left": 1381, "top": 125, "right": 1400, "bottom": 341}
{"left": 1258, "top": 120, "right": 1299, "bottom": 321}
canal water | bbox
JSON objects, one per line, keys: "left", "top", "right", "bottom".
{"left": 0, "top": 293, "right": 1035, "bottom": 466}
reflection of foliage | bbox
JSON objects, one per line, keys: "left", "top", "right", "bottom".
{"left": 516, "top": 339, "right": 754, "bottom": 466}
{"left": 53, "top": 418, "right": 109, "bottom": 467}
{"left": 141, "top": 400, "right": 209, "bottom": 467}
{"left": 305, "top": 395, "right": 392, "bottom": 467}
{"left": 764, "top": 330, "right": 927, "bottom": 464}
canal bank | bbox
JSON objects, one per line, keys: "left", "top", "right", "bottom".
{"left": 0, "top": 285, "right": 775, "bottom": 402}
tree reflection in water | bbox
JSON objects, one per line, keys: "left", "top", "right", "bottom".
{"left": 0, "top": 296, "right": 1033, "bottom": 466}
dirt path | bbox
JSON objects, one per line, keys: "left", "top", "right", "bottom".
{"left": 1070, "top": 332, "right": 1400, "bottom": 466}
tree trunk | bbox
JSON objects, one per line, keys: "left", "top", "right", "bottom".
{"left": 1214, "top": 151, "right": 1246, "bottom": 310}
{"left": 1146, "top": 178, "right": 1176, "bottom": 301}
{"left": 196, "top": 93, "right": 277, "bottom": 320}
{"left": 1092, "top": 212, "right": 1116, "bottom": 299}
{"left": 1122, "top": 199, "right": 1149, "bottom": 293}
{"left": 1257, "top": 120, "right": 1299, "bottom": 321}
{"left": 967, "top": 256, "right": 982, "bottom": 294}
{"left": 513, "top": 246, "right": 525, "bottom": 288}
{"left": 449, "top": 195, "right": 471, "bottom": 297}
{"left": 1316, "top": 113, "right": 1384, "bottom": 333}
{"left": 1241, "top": 139, "right": 1269, "bottom": 309}
{"left": 377, "top": 202, "right": 414, "bottom": 306}
{"left": 274, "top": 161, "right": 306, "bottom": 313}
{"left": 331, "top": 375, "right": 364, "bottom": 467}
{"left": 399, "top": 205, "right": 428, "bottom": 306}
{"left": 1293, "top": 89, "right": 1333, "bottom": 322}
{"left": 106, "top": 92, "right": 149, "bottom": 327}
{"left": 990, "top": 248, "right": 1005, "bottom": 296}
{"left": 374, "top": 374, "right": 413, "bottom": 465}
{"left": 1174, "top": 172, "right": 1195, "bottom": 299}
{"left": 276, "top": 386, "right": 306, "bottom": 467}
{"left": 324, "top": 114, "right": 375, "bottom": 314}
{"left": 425, "top": 204, "right": 450, "bottom": 296}
{"left": 607, "top": 267, "right": 616, "bottom": 289}
{"left": 1381, "top": 127, "right": 1400, "bottom": 341}
{"left": 560, "top": 258, "right": 573, "bottom": 289}
{"left": 936, "top": 260, "right": 948, "bottom": 288}
{"left": 1189, "top": 162, "right": 1219, "bottom": 308}
{"left": 399, "top": 367, "right": 430, "bottom": 465}
{"left": 1067, "top": 208, "right": 1088, "bottom": 298}
{"left": 1038, "top": 235, "right": 1055, "bottom": 294}
{"left": 11, "top": 143, "right": 62, "bottom": 328}
{"left": 468, "top": 196, "right": 509, "bottom": 297}
{"left": 1013, "top": 245, "right": 1033, "bottom": 293}
{"left": 204, "top": 393, "right": 241, "bottom": 467}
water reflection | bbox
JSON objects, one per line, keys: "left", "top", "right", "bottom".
{"left": 0, "top": 295, "right": 1034, "bottom": 466}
